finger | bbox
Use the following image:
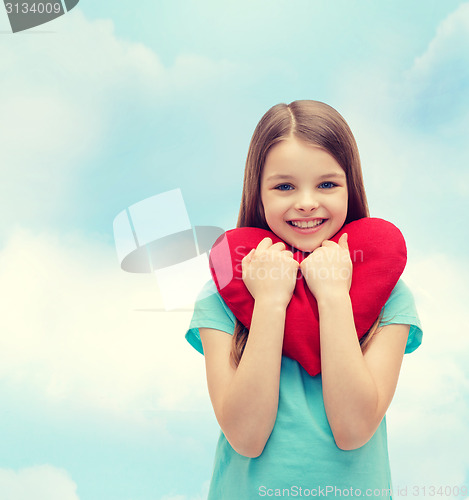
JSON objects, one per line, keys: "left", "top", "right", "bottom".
{"left": 281, "top": 249, "right": 294, "bottom": 258}
{"left": 270, "top": 241, "right": 286, "bottom": 252}
{"left": 321, "top": 239, "right": 336, "bottom": 247}
{"left": 256, "top": 237, "right": 272, "bottom": 251}
{"left": 338, "top": 233, "right": 349, "bottom": 250}
{"left": 292, "top": 258, "right": 300, "bottom": 268}
{"left": 283, "top": 249, "right": 299, "bottom": 261}
{"left": 242, "top": 248, "right": 255, "bottom": 262}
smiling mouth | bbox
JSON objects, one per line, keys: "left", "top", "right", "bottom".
{"left": 287, "top": 219, "right": 326, "bottom": 228}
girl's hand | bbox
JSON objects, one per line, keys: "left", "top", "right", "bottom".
{"left": 242, "top": 237, "right": 300, "bottom": 307}
{"left": 299, "top": 233, "right": 352, "bottom": 301}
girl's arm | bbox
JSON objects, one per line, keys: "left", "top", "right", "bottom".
{"left": 200, "top": 298, "right": 286, "bottom": 458}
{"left": 318, "top": 292, "right": 408, "bottom": 450}
{"left": 200, "top": 238, "right": 299, "bottom": 458}
{"left": 301, "top": 234, "right": 409, "bottom": 450}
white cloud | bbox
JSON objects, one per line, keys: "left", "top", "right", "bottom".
{"left": 334, "top": 5, "right": 469, "bottom": 241}
{"left": 409, "top": 3, "right": 469, "bottom": 82}
{"left": 0, "top": 227, "right": 211, "bottom": 419}
{"left": 339, "top": 2, "right": 469, "bottom": 171}
{"left": 0, "top": 9, "right": 243, "bottom": 421}
{"left": 401, "top": 2, "right": 469, "bottom": 129}
{"left": 0, "top": 465, "right": 79, "bottom": 500}
{"left": 159, "top": 480, "right": 210, "bottom": 500}
{"left": 0, "top": 8, "right": 243, "bottom": 232}
{"left": 387, "top": 254, "right": 469, "bottom": 494}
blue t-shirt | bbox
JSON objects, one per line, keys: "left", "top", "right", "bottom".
{"left": 185, "top": 279, "right": 423, "bottom": 500}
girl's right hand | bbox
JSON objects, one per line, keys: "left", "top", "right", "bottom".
{"left": 241, "top": 237, "right": 300, "bottom": 307}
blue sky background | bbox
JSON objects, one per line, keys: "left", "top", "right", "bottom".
{"left": 0, "top": 1, "right": 468, "bottom": 499}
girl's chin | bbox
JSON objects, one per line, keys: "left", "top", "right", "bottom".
{"left": 282, "top": 221, "right": 332, "bottom": 253}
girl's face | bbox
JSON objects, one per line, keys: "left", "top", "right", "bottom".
{"left": 260, "top": 136, "right": 348, "bottom": 253}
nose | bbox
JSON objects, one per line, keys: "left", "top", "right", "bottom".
{"left": 294, "top": 190, "right": 319, "bottom": 212}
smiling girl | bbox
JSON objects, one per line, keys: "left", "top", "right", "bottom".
{"left": 185, "top": 100, "right": 422, "bottom": 499}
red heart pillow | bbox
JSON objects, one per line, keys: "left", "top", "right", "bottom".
{"left": 209, "top": 217, "right": 407, "bottom": 376}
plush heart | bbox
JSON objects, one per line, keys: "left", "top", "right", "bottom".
{"left": 209, "top": 217, "right": 407, "bottom": 376}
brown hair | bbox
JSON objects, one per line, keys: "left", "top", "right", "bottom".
{"left": 231, "top": 100, "right": 377, "bottom": 367}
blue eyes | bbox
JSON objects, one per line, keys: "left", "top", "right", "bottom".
{"left": 319, "top": 181, "right": 337, "bottom": 189}
{"left": 275, "top": 184, "right": 294, "bottom": 191}
{"left": 274, "top": 182, "right": 337, "bottom": 191}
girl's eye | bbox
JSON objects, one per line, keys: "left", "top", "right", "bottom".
{"left": 275, "top": 184, "right": 293, "bottom": 191}
{"left": 318, "top": 181, "right": 337, "bottom": 189}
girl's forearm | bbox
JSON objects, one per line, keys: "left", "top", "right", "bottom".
{"left": 221, "top": 298, "right": 286, "bottom": 458}
{"left": 318, "top": 291, "right": 380, "bottom": 450}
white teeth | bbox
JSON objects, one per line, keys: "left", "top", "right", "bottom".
{"left": 290, "top": 219, "right": 324, "bottom": 228}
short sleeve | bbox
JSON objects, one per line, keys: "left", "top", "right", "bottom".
{"left": 185, "top": 279, "right": 423, "bottom": 356}
{"left": 379, "top": 279, "right": 423, "bottom": 354}
{"left": 185, "top": 279, "right": 236, "bottom": 355}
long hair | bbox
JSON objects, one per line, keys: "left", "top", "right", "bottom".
{"left": 231, "top": 100, "right": 376, "bottom": 368}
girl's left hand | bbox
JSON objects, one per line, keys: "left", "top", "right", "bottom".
{"left": 299, "top": 233, "right": 352, "bottom": 301}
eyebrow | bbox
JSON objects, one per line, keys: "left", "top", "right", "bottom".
{"left": 265, "top": 172, "right": 346, "bottom": 181}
